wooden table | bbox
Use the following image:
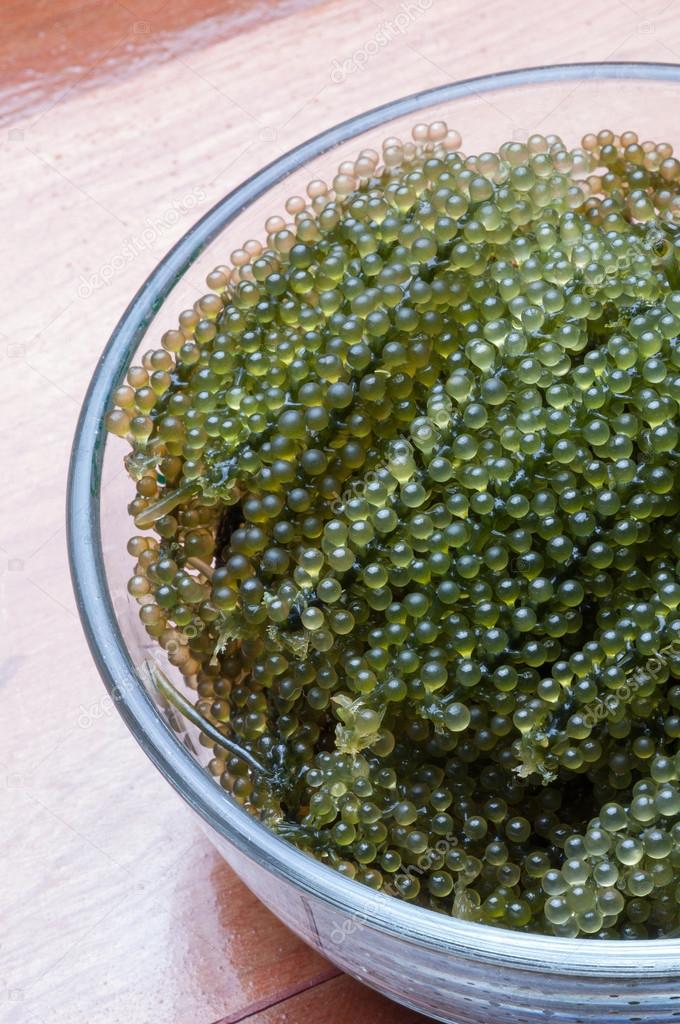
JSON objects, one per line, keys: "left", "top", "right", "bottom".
{"left": 2, "top": 2, "right": 679, "bottom": 1021}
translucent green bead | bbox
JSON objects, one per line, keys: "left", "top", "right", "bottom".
{"left": 444, "top": 702, "right": 471, "bottom": 733}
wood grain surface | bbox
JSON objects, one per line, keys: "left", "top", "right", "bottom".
{"left": 3, "top": 1, "right": 680, "bottom": 1022}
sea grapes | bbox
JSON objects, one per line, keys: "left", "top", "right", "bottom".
{"left": 109, "top": 122, "right": 680, "bottom": 937}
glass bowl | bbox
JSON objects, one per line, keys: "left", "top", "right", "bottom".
{"left": 68, "top": 63, "right": 680, "bottom": 1023}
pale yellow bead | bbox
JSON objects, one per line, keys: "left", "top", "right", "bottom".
{"left": 106, "top": 409, "right": 131, "bottom": 437}
{"left": 285, "top": 195, "right": 306, "bottom": 215}
{"left": 198, "top": 293, "right": 224, "bottom": 318}
{"left": 643, "top": 150, "right": 661, "bottom": 172}
{"left": 528, "top": 133, "right": 548, "bottom": 154}
{"left": 661, "top": 158, "right": 680, "bottom": 181}
{"left": 428, "top": 120, "right": 448, "bottom": 142}
{"left": 206, "top": 268, "right": 229, "bottom": 292}
{"left": 306, "top": 178, "right": 328, "bottom": 198}
{"left": 265, "top": 214, "right": 286, "bottom": 234}
{"left": 127, "top": 365, "right": 148, "bottom": 388}
{"left": 383, "top": 145, "right": 403, "bottom": 168}
{"left": 355, "top": 156, "right": 376, "bottom": 178}
{"left": 571, "top": 151, "right": 590, "bottom": 177}
{"left": 274, "top": 228, "right": 296, "bottom": 252}
{"left": 229, "top": 248, "right": 249, "bottom": 267}
{"left": 114, "top": 384, "right": 136, "bottom": 409}
{"left": 179, "top": 308, "right": 199, "bottom": 331}
{"left": 552, "top": 151, "right": 573, "bottom": 173}
{"left": 358, "top": 147, "right": 379, "bottom": 166}
{"left": 311, "top": 194, "right": 330, "bottom": 214}
{"left": 333, "top": 173, "right": 356, "bottom": 195}
{"left": 478, "top": 152, "right": 501, "bottom": 178}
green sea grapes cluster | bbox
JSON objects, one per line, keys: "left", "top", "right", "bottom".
{"left": 109, "top": 122, "right": 680, "bottom": 937}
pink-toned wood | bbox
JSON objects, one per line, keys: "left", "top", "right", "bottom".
{"left": 2, "top": 1, "right": 679, "bottom": 1021}
{"left": 235, "top": 975, "right": 428, "bottom": 1023}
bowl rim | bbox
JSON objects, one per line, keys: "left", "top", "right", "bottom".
{"left": 68, "top": 61, "right": 680, "bottom": 973}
